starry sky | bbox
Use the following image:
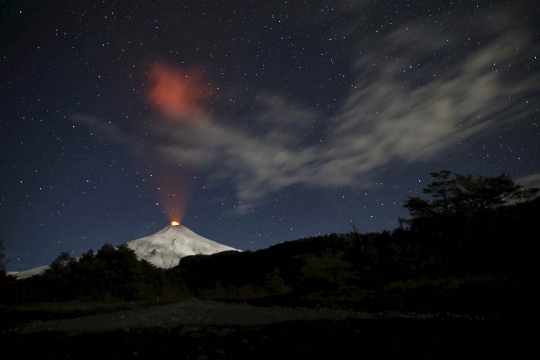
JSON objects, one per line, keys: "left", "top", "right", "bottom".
{"left": 1, "top": 0, "right": 539, "bottom": 271}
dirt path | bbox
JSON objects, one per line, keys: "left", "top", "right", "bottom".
{"left": 4, "top": 298, "right": 525, "bottom": 358}
{"left": 14, "top": 297, "right": 378, "bottom": 334}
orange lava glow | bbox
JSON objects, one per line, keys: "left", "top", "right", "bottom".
{"left": 151, "top": 163, "right": 196, "bottom": 226}
{"left": 171, "top": 221, "right": 180, "bottom": 226}
{"left": 146, "top": 62, "right": 211, "bottom": 119}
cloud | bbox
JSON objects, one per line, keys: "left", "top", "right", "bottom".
{"left": 74, "top": 10, "right": 539, "bottom": 213}
{"left": 200, "top": 17, "right": 538, "bottom": 208}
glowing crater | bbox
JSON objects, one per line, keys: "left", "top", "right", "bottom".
{"left": 171, "top": 221, "right": 180, "bottom": 226}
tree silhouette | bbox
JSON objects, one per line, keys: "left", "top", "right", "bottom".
{"left": 0, "top": 239, "right": 8, "bottom": 276}
{"left": 452, "top": 173, "right": 523, "bottom": 215}
{"left": 51, "top": 251, "right": 74, "bottom": 270}
{"left": 404, "top": 170, "right": 538, "bottom": 223}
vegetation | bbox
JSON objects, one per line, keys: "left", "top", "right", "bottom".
{"left": 177, "top": 170, "right": 538, "bottom": 316}
{"left": 0, "top": 239, "right": 7, "bottom": 276}
{"left": 1, "top": 170, "right": 537, "bottom": 319}
{"left": 403, "top": 170, "right": 535, "bottom": 221}
{"left": 1, "top": 243, "right": 189, "bottom": 306}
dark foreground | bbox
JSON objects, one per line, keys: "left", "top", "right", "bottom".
{"left": 2, "top": 298, "right": 528, "bottom": 358}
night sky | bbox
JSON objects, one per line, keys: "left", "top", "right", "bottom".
{"left": 2, "top": 1, "right": 539, "bottom": 272}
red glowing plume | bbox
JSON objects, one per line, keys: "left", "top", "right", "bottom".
{"left": 147, "top": 63, "right": 211, "bottom": 119}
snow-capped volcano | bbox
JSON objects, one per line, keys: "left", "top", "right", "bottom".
{"left": 11, "top": 224, "right": 240, "bottom": 279}
{"left": 126, "top": 224, "right": 240, "bottom": 269}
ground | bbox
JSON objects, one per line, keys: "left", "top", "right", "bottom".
{"left": 2, "top": 298, "right": 528, "bottom": 358}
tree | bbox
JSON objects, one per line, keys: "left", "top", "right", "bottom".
{"left": 0, "top": 239, "right": 8, "bottom": 276}
{"left": 452, "top": 173, "right": 523, "bottom": 215}
{"left": 50, "top": 251, "right": 74, "bottom": 270}
{"left": 349, "top": 220, "right": 363, "bottom": 253}
{"left": 299, "top": 248, "right": 356, "bottom": 290}
{"left": 404, "top": 170, "right": 539, "bottom": 222}
{"left": 265, "top": 267, "right": 287, "bottom": 294}
{"left": 422, "top": 170, "right": 459, "bottom": 214}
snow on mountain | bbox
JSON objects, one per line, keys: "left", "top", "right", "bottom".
{"left": 126, "top": 224, "right": 240, "bottom": 269}
{"left": 8, "top": 265, "right": 50, "bottom": 280}
{"left": 12, "top": 224, "right": 240, "bottom": 279}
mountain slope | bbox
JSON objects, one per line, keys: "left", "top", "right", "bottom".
{"left": 126, "top": 225, "right": 240, "bottom": 269}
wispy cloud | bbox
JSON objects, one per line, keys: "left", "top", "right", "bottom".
{"left": 73, "top": 9, "right": 539, "bottom": 213}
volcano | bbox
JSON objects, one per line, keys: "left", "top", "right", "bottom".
{"left": 12, "top": 225, "right": 240, "bottom": 279}
{"left": 126, "top": 224, "right": 240, "bottom": 269}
